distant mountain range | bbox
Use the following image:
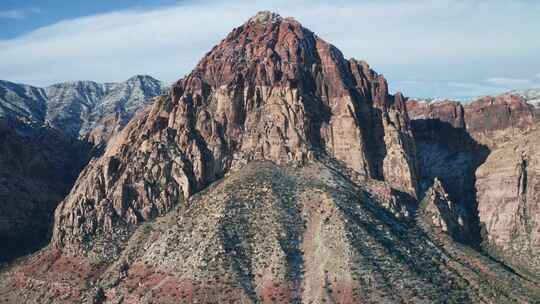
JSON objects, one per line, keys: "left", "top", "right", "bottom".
{"left": 410, "top": 88, "right": 540, "bottom": 108}
{"left": 0, "top": 75, "right": 168, "bottom": 138}
{"left": 510, "top": 88, "right": 540, "bottom": 107}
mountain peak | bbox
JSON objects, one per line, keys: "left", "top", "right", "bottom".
{"left": 185, "top": 11, "right": 340, "bottom": 90}
{"left": 248, "top": 11, "right": 282, "bottom": 24}
{"left": 50, "top": 11, "right": 420, "bottom": 260}
{"left": 125, "top": 74, "right": 159, "bottom": 83}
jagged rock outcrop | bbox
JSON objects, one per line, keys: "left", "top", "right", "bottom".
{"left": 52, "top": 11, "right": 418, "bottom": 255}
{"left": 0, "top": 76, "right": 165, "bottom": 261}
{"left": 419, "top": 178, "right": 468, "bottom": 241}
{"left": 476, "top": 127, "right": 540, "bottom": 280}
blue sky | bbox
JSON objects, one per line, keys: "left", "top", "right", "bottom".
{"left": 1, "top": 0, "right": 539, "bottom": 99}
{"left": 0, "top": 0, "right": 182, "bottom": 39}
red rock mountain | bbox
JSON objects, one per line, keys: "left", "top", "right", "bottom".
{"left": 1, "top": 12, "right": 539, "bottom": 303}
{"left": 52, "top": 11, "right": 418, "bottom": 255}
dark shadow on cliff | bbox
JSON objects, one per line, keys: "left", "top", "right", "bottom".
{"left": 0, "top": 118, "right": 93, "bottom": 264}
{"left": 411, "top": 119, "right": 490, "bottom": 248}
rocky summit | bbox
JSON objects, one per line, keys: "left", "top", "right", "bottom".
{"left": 1, "top": 11, "right": 540, "bottom": 304}
{"left": 51, "top": 9, "right": 418, "bottom": 258}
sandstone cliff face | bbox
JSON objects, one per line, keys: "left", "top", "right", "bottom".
{"left": 406, "top": 95, "right": 536, "bottom": 244}
{"left": 52, "top": 12, "right": 418, "bottom": 255}
{"left": 476, "top": 127, "right": 540, "bottom": 279}
{"left": 464, "top": 95, "right": 535, "bottom": 134}
{"left": 407, "top": 94, "right": 539, "bottom": 277}
{"left": 406, "top": 99, "right": 465, "bottom": 129}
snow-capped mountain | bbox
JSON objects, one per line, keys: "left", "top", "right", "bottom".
{"left": 509, "top": 88, "right": 540, "bottom": 108}
{"left": 0, "top": 75, "right": 168, "bottom": 137}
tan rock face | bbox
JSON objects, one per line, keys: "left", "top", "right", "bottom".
{"left": 52, "top": 13, "right": 418, "bottom": 254}
{"left": 476, "top": 127, "right": 540, "bottom": 279}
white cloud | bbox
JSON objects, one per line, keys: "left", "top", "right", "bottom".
{"left": 393, "top": 80, "right": 507, "bottom": 100}
{"left": 485, "top": 77, "right": 534, "bottom": 87}
{"left": 0, "top": 0, "right": 539, "bottom": 99}
{"left": 0, "top": 8, "right": 41, "bottom": 20}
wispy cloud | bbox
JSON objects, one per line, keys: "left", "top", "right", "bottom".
{"left": 393, "top": 73, "right": 540, "bottom": 100}
{"left": 0, "top": 0, "right": 539, "bottom": 99}
{"left": 0, "top": 10, "right": 27, "bottom": 20}
{"left": 0, "top": 7, "right": 41, "bottom": 20}
{"left": 393, "top": 80, "right": 507, "bottom": 100}
{"left": 485, "top": 77, "right": 534, "bottom": 87}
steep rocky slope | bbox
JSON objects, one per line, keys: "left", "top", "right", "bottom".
{"left": 3, "top": 161, "right": 539, "bottom": 303}
{"left": 1, "top": 11, "right": 538, "bottom": 303}
{"left": 45, "top": 75, "right": 167, "bottom": 138}
{"left": 476, "top": 126, "right": 540, "bottom": 280}
{"left": 418, "top": 178, "right": 468, "bottom": 240}
{"left": 0, "top": 76, "right": 165, "bottom": 262}
{"left": 0, "top": 80, "right": 48, "bottom": 125}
